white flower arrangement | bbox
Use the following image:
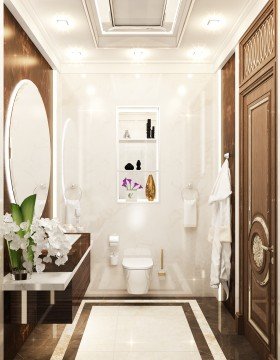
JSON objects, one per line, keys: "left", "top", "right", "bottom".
{"left": 1, "top": 195, "right": 71, "bottom": 275}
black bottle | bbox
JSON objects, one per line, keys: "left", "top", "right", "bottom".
{"left": 151, "top": 126, "right": 155, "bottom": 139}
{"left": 146, "top": 119, "right": 151, "bottom": 138}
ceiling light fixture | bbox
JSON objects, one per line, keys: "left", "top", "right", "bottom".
{"left": 188, "top": 46, "right": 210, "bottom": 61}
{"left": 131, "top": 48, "right": 147, "bottom": 62}
{"left": 54, "top": 15, "right": 73, "bottom": 31}
{"left": 203, "top": 14, "right": 224, "bottom": 31}
{"left": 67, "top": 48, "right": 84, "bottom": 60}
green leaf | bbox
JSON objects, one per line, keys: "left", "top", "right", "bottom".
{"left": 11, "top": 203, "right": 23, "bottom": 225}
{"left": 6, "top": 241, "right": 22, "bottom": 270}
{"left": 21, "top": 195, "right": 36, "bottom": 268}
{"left": 11, "top": 203, "right": 24, "bottom": 238}
{"left": 20, "top": 194, "right": 36, "bottom": 227}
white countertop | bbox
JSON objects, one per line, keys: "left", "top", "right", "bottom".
{"left": 2, "top": 236, "right": 92, "bottom": 292}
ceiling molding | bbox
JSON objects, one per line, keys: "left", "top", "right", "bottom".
{"left": 213, "top": 0, "right": 269, "bottom": 72}
{"left": 81, "top": 0, "right": 98, "bottom": 47}
{"left": 4, "top": 0, "right": 61, "bottom": 71}
{"left": 60, "top": 62, "right": 215, "bottom": 74}
{"left": 81, "top": 0, "right": 193, "bottom": 48}
{"left": 176, "top": 0, "right": 195, "bottom": 46}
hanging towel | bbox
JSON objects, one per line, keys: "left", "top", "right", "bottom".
{"left": 65, "top": 199, "right": 81, "bottom": 225}
{"left": 184, "top": 199, "right": 197, "bottom": 228}
{"left": 208, "top": 159, "right": 232, "bottom": 299}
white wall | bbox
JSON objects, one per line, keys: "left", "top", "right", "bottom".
{"left": 59, "top": 72, "right": 219, "bottom": 296}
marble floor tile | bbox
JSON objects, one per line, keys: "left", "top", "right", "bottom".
{"left": 113, "top": 351, "right": 202, "bottom": 360}
{"left": 76, "top": 306, "right": 201, "bottom": 356}
{"left": 75, "top": 351, "right": 114, "bottom": 360}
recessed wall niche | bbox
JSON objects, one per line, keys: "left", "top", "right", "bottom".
{"left": 117, "top": 107, "right": 159, "bottom": 203}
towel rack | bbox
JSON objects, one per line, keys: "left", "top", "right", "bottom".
{"left": 181, "top": 183, "right": 199, "bottom": 200}
{"left": 64, "top": 184, "right": 82, "bottom": 201}
{"left": 224, "top": 152, "right": 230, "bottom": 159}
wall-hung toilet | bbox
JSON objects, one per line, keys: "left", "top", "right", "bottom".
{"left": 122, "top": 249, "right": 153, "bottom": 295}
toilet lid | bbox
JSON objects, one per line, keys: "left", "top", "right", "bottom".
{"left": 122, "top": 257, "right": 153, "bottom": 270}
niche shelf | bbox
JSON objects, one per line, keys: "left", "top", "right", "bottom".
{"left": 117, "top": 107, "right": 159, "bottom": 203}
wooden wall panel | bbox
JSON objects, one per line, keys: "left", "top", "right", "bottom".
{"left": 4, "top": 5, "right": 53, "bottom": 217}
{"left": 4, "top": 6, "right": 53, "bottom": 360}
{"left": 221, "top": 54, "right": 235, "bottom": 316}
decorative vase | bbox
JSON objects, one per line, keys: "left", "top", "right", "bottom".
{"left": 145, "top": 175, "right": 156, "bottom": 201}
{"left": 11, "top": 269, "right": 29, "bottom": 281}
{"left": 126, "top": 190, "right": 136, "bottom": 201}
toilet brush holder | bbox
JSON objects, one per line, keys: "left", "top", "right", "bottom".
{"left": 158, "top": 249, "right": 166, "bottom": 277}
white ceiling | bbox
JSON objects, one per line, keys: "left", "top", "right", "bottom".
{"left": 5, "top": 0, "right": 263, "bottom": 66}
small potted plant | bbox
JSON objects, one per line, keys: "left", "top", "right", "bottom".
{"left": 122, "top": 178, "right": 143, "bottom": 201}
{"left": 1, "top": 194, "right": 71, "bottom": 280}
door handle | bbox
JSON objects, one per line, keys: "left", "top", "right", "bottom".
{"left": 261, "top": 244, "right": 274, "bottom": 253}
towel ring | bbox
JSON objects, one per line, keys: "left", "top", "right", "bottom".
{"left": 64, "top": 184, "right": 82, "bottom": 201}
{"left": 181, "top": 183, "right": 199, "bottom": 201}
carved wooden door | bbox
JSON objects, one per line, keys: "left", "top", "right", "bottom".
{"left": 241, "top": 69, "right": 276, "bottom": 359}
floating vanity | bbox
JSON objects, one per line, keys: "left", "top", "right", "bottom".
{"left": 3, "top": 233, "right": 91, "bottom": 325}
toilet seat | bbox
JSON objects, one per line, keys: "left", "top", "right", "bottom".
{"left": 122, "top": 257, "right": 153, "bottom": 270}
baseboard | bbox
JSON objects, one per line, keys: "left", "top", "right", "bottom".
{"left": 235, "top": 312, "right": 244, "bottom": 334}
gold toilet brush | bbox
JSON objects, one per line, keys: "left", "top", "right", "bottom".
{"left": 158, "top": 249, "right": 166, "bottom": 277}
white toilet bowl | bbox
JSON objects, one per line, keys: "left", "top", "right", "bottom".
{"left": 122, "top": 257, "right": 153, "bottom": 295}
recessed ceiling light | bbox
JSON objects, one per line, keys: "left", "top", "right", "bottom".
{"left": 188, "top": 46, "right": 210, "bottom": 60}
{"left": 54, "top": 15, "right": 73, "bottom": 31}
{"left": 130, "top": 48, "right": 148, "bottom": 62}
{"left": 67, "top": 48, "right": 84, "bottom": 60}
{"left": 203, "top": 15, "right": 224, "bottom": 31}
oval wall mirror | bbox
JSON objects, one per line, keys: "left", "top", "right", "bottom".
{"left": 5, "top": 79, "right": 51, "bottom": 218}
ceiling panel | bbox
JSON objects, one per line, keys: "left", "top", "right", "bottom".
{"left": 110, "top": 0, "right": 166, "bottom": 26}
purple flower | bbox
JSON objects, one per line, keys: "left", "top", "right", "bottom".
{"left": 122, "top": 178, "right": 127, "bottom": 188}
{"left": 138, "top": 185, "right": 143, "bottom": 189}
{"left": 132, "top": 182, "right": 140, "bottom": 189}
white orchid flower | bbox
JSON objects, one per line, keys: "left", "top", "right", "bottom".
{"left": 23, "top": 261, "right": 33, "bottom": 273}
{"left": 43, "top": 256, "right": 52, "bottom": 263}
{"left": 35, "top": 258, "right": 45, "bottom": 273}
{"left": 3, "top": 213, "right": 13, "bottom": 223}
{"left": 9, "top": 235, "right": 22, "bottom": 251}
{"left": 20, "top": 221, "right": 30, "bottom": 231}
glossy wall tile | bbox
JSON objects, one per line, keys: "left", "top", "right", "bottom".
{"left": 59, "top": 73, "right": 219, "bottom": 296}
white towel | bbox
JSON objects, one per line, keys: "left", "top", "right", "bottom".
{"left": 184, "top": 199, "right": 197, "bottom": 228}
{"left": 65, "top": 199, "right": 81, "bottom": 225}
